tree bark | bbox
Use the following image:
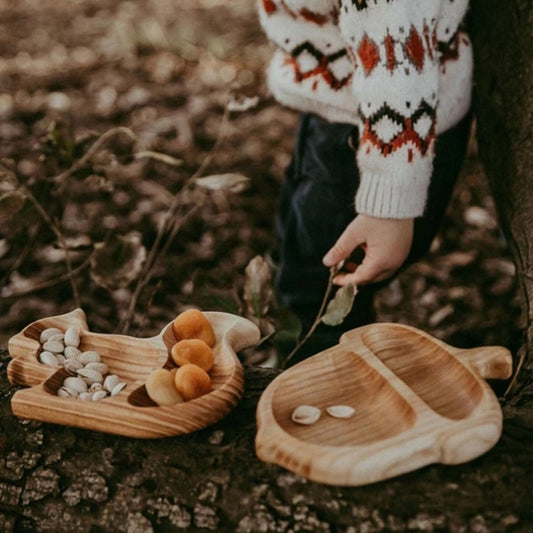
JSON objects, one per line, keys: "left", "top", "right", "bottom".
{"left": 1, "top": 351, "right": 533, "bottom": 532}
{"left": 470, "top": 0, "right": 533, "bottom": 397}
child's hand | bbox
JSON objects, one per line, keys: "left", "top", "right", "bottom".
{"left": 322, "top": 214, "right": 414, "bottom": 286}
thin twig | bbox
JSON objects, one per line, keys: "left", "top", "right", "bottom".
{"left": 282, "top": 267, "right": 338, "bottom": 369}
{"left": 22, "top": 186, "right": 81, "bottom": 307}
{"left": 504, "top": 342, "right": 526, "bottom": 398}
{"left": 2, "top": 258, "right": 91, "bottom": 298}
{"left": 117, "top": 103, "right": 232, "bottom": 334}
{"left": 53, "top": 126, "right": 137, "bottom": 186}
{"left": 0, "top": 223, "right": 41, "bottom": 286}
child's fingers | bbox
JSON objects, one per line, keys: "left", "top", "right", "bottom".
{"left": 322, "top": 223, "right": 362, "bottom": 267}
{"left": 333, "top": 257, "right": 394, "bottom": 286}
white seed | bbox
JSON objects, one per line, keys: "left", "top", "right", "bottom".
{"left": 48, "top": 333, "right": 65, "bottom": 343}
{"left": 39, "top": 351, "right": 59, "bottom": 366}
{"left": 55, "top": 353, "right": 66, "bottom": 365}
{"left": 111, "top": 382, "right": 126, "bottom": 396}
{"left": 42, "top": 339, "right": 64, "bottom": 353}
{"left": 326, "top": 405, "right": 356, "bottom": 419}
{"left": 78, "top": 351, "right": 101, "bottom": 365}
{"left": 63, "top": 376, "right": 88, "bottom": 394}
{"left": 64, "top": 346, "right": 81, "bottom": 359}
{"left": 89, "top": 382, "right": 104, "bottom": 393}
{"left": 77, "top": 368, "right": 103, "bottom": 384}
{"left": 64, "top": 326, "right": 81, "bottom": 347}
{"left": 291, "top": 405, "right": 321, "bottom": 425}
{"left": 92, "top": 390, "right": 108, "bottom": 401}
{"left": 57, "top": 386, "right": 76, "bottom": 398}
{"left": 40, "top": 327, "right": 63, "bottom": 344}
{"left": 78, "top": 392, "right": 93, "bottom": 401}
{"left": 85, "top": 362, "right": 108, "bottom": 375}
{"left": 104, "top": 374, "right": 120, "bottom": 392}
{"left": 64, "top": 359, "right": 84, "bottom": 374}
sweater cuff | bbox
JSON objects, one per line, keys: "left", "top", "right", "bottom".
{"left": 355, "top": 172, "right": 430, "bottom": 219}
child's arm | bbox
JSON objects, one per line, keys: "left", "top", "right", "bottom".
{"left": 322, "top": 215, "right": 413, "bottom": 286}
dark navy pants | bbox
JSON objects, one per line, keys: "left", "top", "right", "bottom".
{"left": 275, "top": 112, "right": 472, "bottom": 359}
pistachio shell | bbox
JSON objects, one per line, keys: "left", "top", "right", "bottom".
{"left": 84, "top": 362, "right": 109, "bottom": 375}
{"left": 291, "top": 405, "right": 321, "bottom": 425}
{"left": 57, "top": 386, "right": 76, "bottom": 398}
{"left": 78, "top": 351, "right": 101, "bottom": 365}
{"left": 92, "top": 390, "right": 108, "bottom": 401}
{"left": 63, "top": 376, "right": 88, "bottom": 394}
{"left": 111, "top": 382, "right": 126, "bottom": 396}
{"left": 89, "top": 382, "right": 104, "bottom": 393}
{"left": 64, "top": 326, "right": 81, "bottom": 347}
{"left": 326, "top": 405, "right": 356, "bottom": 419}
{"left": 78, "top": 392, "right": 93, "bottom": 401}
{"left": 77, "top": 368, "right": 103, "bottom": 384}
{"left": 40, "top": 327, "right": 63, "bottom": 344}
{"left": 64, "top": 346, "right": 81, "bottom": 359}
{"left": 64, "top": 359, "right": 84, "bottom": 374}
{"left": 103, "top": 374, "right": 120, "bottom": 392}
{"left": 42, "top": 339, "right": 64, "bottom": 353}
{"left": 39, "top": 351, "right": 59, "bottom": 366}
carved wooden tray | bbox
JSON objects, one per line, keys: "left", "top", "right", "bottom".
{"left": 7, "top": 309, "right": 260, "bottom": 438}
{"left": 256, "top": 323, "right": 513, "bottom": 486}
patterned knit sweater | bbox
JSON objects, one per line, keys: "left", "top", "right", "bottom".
{"left": 258, "top": 0, "right": 473, "bottom": 218}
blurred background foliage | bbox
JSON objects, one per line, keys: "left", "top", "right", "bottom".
{"left": 0, "top": 0, "right": 522, "bottom": 366}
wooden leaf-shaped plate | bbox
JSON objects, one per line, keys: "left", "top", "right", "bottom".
{"left": 256, "top": 323, "right": 513, "bottom": 486}
{"left": 7, "top": 309, "right": 260, "bottom": 438}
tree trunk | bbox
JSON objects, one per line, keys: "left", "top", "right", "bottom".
{"left": 470, "top": 0, "right": 533, "bottom": 397}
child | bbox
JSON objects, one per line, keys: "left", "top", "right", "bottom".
{"left": 257, "top": 0, "right": 473, "bottom": 361}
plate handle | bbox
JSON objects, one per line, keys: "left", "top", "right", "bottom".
{"left": 453, "top": 346, "right": 513, "bottom": 380}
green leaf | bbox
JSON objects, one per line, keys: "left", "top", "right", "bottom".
{"left": 90, "top": 232, "right": 147, "bottom": 291}
{"left": 321, "top": 284, "right": 358, "bottom": 326}
{"left": 195, "top": 173, "right": 249, "bottom": 193}
{"left": 273, "top": 307, "right": 302, "bottom": 346}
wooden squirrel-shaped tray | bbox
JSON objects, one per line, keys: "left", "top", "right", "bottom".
{"left": 256, "top": 323, "right": 513, "bottom": 486}
{"left": 7, "top": 308, "right": 260, "bottom": 438}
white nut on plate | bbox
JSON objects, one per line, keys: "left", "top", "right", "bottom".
{"left": 64, "top": 359, "right": 84, "bottom": 374}
{"left": 39, "top": 351, "right": 59, "bottom": 366}
{"left": 89, "top": 382, "right": 104, "bottom": 393}
{"left": 57, "top": 386, "right": 77, "bottom": 398}
{"left": 77, "top": 368, "right": 103, "bottom": 385}
{"left": 326, "top": 405, "right": 356, "bottom": 419}
{"left": 78, "top": 351, "right": 101, "bottom": 365}
{"left": 92, "top": 390, "right": 108, "bottom": 401}
{"left": 42, "top": 339, "right": 64, "bottom": 354}
{"left": 64, "top": 346, "right": 81, "bottom": 359}
{"left": 104, "top": 374, "right": 120, "bottom": 392}
{"left": 39, "top": 327, "right": 63, "bottom": 344}
{"left": 64, "top": 326, "right": 81, "bottom": 347}
{"left": 291, "top": 405, "right": 321, "bottom": 425}
{"left": 78, "top": 392, "right": 93, "bottom": 401}
{"left": 85, "top": 362, "right": 108, "bottom": 375}
{"left": 111, "top": 382, "right": 126, "bottom": 396}
{"left": 63, "top": 376, "right": 88, "bottom": 394}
